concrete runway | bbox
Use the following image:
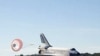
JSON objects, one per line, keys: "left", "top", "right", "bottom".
{"left": 15, "top": 54, "right": 52, "bottom": 56}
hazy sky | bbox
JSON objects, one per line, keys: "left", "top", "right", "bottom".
{"left": 0, "top": 0, "right": 100, "bottom": 56}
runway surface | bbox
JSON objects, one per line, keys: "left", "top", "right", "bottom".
{"left": 15, "top": 54, "right": 52, "bottom": 56}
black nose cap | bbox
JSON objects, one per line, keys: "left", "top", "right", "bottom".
{"left": 70, "top": 48, "right": 80, "bottom": 55}
{"left": 70, "top": 48, "right": 76, "bottom": 51}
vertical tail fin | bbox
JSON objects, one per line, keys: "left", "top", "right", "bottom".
{"left": 40, "top": 33, "right": 52, "bottom": 47}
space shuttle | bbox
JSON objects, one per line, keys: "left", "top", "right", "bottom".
{"left": 11, "top": 33, "right": 80, "bottom": 56}
{"left": 38, "top": 33, "right": 80, "bottom": 56}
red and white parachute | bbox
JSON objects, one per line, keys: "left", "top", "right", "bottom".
{"left": 11, "top": 39, "right": 23, "bottom": 52}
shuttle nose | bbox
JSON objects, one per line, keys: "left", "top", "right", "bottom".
{"left": 70, "top": 48, "right": 80, "bottom": 56}
{"left": 70, "top": 48, "right": 76, "bottom": 51}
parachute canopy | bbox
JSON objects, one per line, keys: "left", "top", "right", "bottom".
{"left": 11, "top": 39, "right": 23, "bottom": 52}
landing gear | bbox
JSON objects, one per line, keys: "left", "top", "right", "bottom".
{"left": 38, "top": 50, "right": 42, "bottom": 54}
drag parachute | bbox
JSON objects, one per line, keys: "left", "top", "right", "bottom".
{"left": 11, "top": 39, "right": 23, "bottom": 52}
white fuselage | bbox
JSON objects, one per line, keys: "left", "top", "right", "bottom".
{"left": 40, "top": 47, "right": 70, "bottom": 56}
